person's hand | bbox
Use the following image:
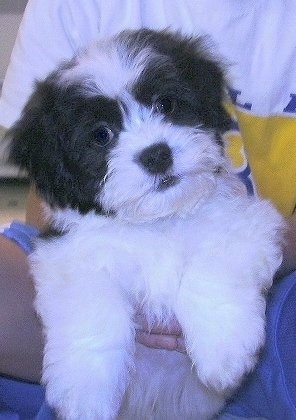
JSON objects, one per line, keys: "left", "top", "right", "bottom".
{"left": 135, "top": 313, "right": 186, "bottom": 353}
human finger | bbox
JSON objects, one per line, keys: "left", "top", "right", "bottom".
{"left": 135, "top": 330, "right": 186, "bottom": 353}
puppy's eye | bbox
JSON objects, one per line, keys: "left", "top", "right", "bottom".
{"left": 92, "top": 125, "right": 114, "bottom": 147}
{"left": 153, "top": 96, "right": 176, "bottom": 115}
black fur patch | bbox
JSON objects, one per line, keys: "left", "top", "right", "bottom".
{"left": 7, "top": 75, "right": 123, "bottom": 214}
{"left": 124, "top": 29, "right": 231, "bottom": 132}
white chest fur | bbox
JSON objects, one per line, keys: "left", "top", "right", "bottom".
{"left": 31, "top": 194, "right": 283, "bottom": 419}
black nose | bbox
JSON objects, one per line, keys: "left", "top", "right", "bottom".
{"left": 138, "top": 142, "right": 173, "bottom": 174}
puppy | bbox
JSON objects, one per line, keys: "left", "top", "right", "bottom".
{"left": 7, "top": 29, "right": 284, "bottom": 419}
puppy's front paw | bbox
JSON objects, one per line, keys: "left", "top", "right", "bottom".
{"left": 196, "top": 345, "right": 258, "bottom": 393}
{"left": 44, "top": 350, "right": 130, "bottom": 420}
{"left": 193, "top": 319, "right": 265, "bottom": 393}
{"left": 47, "top": 380, "right": 118, "bottom": 420}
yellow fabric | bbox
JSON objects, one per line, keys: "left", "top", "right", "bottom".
{"left": 226, "top": 109, "right": 296, "bottom": 217}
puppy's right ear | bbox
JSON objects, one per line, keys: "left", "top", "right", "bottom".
{"left": 5, "top": 76, "right": 79, "bottom": 208}
{"left": 6, "top": 80, "right": 56, "bottom": 175}
{"left": 5, "top": 75, "right": 109, "bottom": 213}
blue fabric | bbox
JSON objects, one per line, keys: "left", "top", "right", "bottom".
{"left": 1, "top": 221, "right": 296, "bottom": 419}
{"left": 223, "top": 271, "right": 296, "bottom": 419}
{"left": 0, "top": 376, "right": 52, "bottom": 419}
{"left": 2, "top": 221, "right": 39, "bottom": 254}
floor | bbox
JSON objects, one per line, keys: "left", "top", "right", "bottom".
{"left": 0, "top": 178, "right": 29, "bottom": 226}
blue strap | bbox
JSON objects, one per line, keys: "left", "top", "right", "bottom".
{"left": 2, "top": 221, "right": 40, "bottom": 254}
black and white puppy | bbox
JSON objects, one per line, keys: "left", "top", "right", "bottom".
{"left": 7, "top": 29, "right": 283, "bottom": 419}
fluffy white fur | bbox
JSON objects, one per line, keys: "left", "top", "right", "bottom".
{"left": 34, "top": 189, "right": 283, "bottom": 420}
{"left": 10, "top": 30, "right": 284, "bottom": 419}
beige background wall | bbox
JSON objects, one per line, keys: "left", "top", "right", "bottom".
{"left": 0, "top": 0, "right": 27, "bottom": 82}
{"left": 0, "top": 0, "right": 28, "bottom": 176}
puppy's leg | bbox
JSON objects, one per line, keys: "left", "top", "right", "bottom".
{"left": 174, "top": 266, "right": 267, "bottom": 395}
{"left": 34, "top": 260, "right": 134, "bottom": 420}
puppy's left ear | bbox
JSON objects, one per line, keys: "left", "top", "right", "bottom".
{"left": 136, "top": 29, "right": 232, "bottom": 132}
{"left": 166, "top": 32, "right": 232, "bottom": 132}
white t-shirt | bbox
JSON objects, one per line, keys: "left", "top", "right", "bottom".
{"left": 1, "top": 0, "right": 296, "bottom": 215}
{"left": 0, "top": 0, "right": 279, "bottom": 128}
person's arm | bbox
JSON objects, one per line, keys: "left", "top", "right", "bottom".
{"left": 25, "top": 185, "right": 48, "bottom": 230}
{"left": 0, "top": 235, "right": 43, "bottom": 382}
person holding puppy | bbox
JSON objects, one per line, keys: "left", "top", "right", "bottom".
{"left": 0, "top": 0, "right": 296, "bottom": 418}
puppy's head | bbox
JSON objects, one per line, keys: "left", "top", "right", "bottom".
{"left": 7, "top": 29, "right": 232, "bottom": 221}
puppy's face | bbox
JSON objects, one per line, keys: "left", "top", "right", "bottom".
{"left": 8, "top": 29, "right": 231, "bottom": 221}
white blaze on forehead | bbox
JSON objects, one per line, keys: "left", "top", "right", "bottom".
{"left": 59, "top": 37, "right": 154, "bottom": 99}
